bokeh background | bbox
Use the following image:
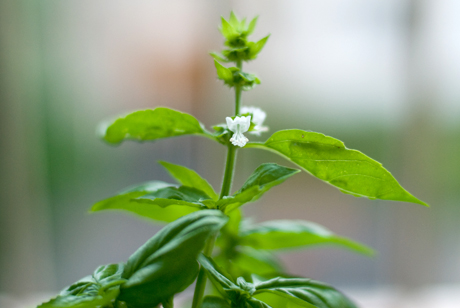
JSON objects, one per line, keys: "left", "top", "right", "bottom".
{"left": 1, "top": 1, "right": 460, "bottom": 307}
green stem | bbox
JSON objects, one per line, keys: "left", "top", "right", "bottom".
{"left": 191, "top": 233, "right": 217, "bottom": 308}
{"left": 191, "top": 59, "right": 243, "bottom": 308}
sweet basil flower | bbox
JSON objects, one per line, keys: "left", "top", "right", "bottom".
{"left": 226, "top": 116, "right": 251, "bottom": 147}
{"left": 241, "top": 106, "right": 268, "bottom": 136}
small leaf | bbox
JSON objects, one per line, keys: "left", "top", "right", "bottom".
{"left": 119, "top": 210, "right": 228, "bottom": 307}
{"left": 159, "top": 161, "right": 218, "bottom": 200}
{"left": 254, "top": 277, "right": 357, "bottom": 308}
{"left": 240, "top": 220, "right": 374, "bottom": 256}
{"left": 135, "top": 185, "right": 214, "bottom": 209}
{"left": 202, "top": 296, "right": 232, "bottom": 308}
{"left": 220, "top": 17, "right": 238, "bottom": 39}
{"left": 246, "top": 16, "right": 259, "bottom": 36}
{"left": 214, "top": 60, "right": 234, "bottom": 83}
{"left": 210, "top": 52, "right": 230, "bottom": 62}
{"left": 229, "top": 11, "right": 239, "bottom": 28}
{"left": 248, "top": 35, "right": 270, "bottom": 59}
{"left": 101, "top": 108, "right": 214, "bottom": 144}
{"left": 246, "top": 130, "right": 428, "bottom": 206}
{"left": 217, "top": 163, "right": 300, "bottom": 212}
{"left": 91, "top": 181, "right": 200, "bottom": 223}
{"left": 38, "top": 264, "right": 125, "bottom": 308}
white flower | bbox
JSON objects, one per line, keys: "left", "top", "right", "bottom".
{"left": 240, "top": 106, "right": 268, "bottom": 136}
{"left": 226, "top": 116, "right": 251, "bottom": 147}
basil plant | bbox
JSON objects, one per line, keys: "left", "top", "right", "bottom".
{"left": 38, "top": 12, "right": 427, "bottom": 308}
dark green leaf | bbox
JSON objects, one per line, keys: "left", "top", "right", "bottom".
{"left": 101, "top": 108, "right": 214, "bottom": 144}
{"left": 254, "top": 277, "right": 357, "bottom": 308}
{"left": 119, "top": 210, "right": 228, "bottom": 308}
{"left": 202, "top": 296, "right": 232, "bottom": 308}
{"left": 240, "top": 220, "right": 374, "bottom": 256}
{"left": 217, "top": 163, "right": 300, "bottom": 213}
{"left": 91, "top": 181, "right": 200, "bottom": 223}
{"left": 231, "top": 247, "right": 283, "bottom": 278}
{"left": 198, "top": 254, "right": 236, "bottom": 291}
{"left": 135, "top": 185, "right": 215, "bottom": 209}
{"left": 246, "top": 130, "right": 428, "bottom": 206}
{"left": 159, "top": 161, "right": 218, "bottom": 201}
{"left": 38, "top": 264, "right": 125, "bottom": 308}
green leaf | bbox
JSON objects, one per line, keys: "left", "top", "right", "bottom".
{"left": 198, "top": 254, "right": 236, "bottom": 291}
{"left": 231, "top": 247, "right": 284, "bottom": 278}
{"left": 159, "top": 160, "right": 218, "bottom": 201}
{"left": 248, "top": 35, "right": 270, "bottom": 59}
{"left": 240, "top": 220, "right": 374, "bottom": 256}
{"left": 254, "top": 277, "right": 357, "bottom": 308}
{"left": 214, "top": 60, "right": 233, "bottom": 82}
{"left": 220, "top": 17, "right": 238, "bottom": 40}
{"left": 217, "top": 163, "right": 300, "bottom": 213}
{"left": 38, "top": 263, "right": 125, "bottom": 308}
{"left": 91, "top": 181, "right": 200, "bottom": 223}
{"left": 101, "top": 108, "right": 214, "bottom": 144}
{"left": 135, "top": 185, "right": 215, "bottom": 209}
{"left": 246, "top": 16, "right": 258, "bottom": 36}
{"left": 202, "top": 296, "right": 232, "bottom": 308}
{"left": 246, "top": 130, "right": 428, "bottom": 206}
{"left": 119, "top": 210, "right": 228, "bottom": 307}
{"left": 210, "top": 52, "right": 230, "bottom": 63}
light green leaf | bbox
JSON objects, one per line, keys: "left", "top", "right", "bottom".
{"left": 246, "top": 16, "right": 259, "bottom": 36}
{"left": 202, "top": 296, "right": 232, "bottom": 308}
{"left": 240, "top": 220, "right": 374, "bottom": 256}
{"left": 254, "top": 277, "right": 357, "bottom": 308}
{"left": 220, "top": 17, "right": 238, "bottom": 40}
{"left": 38, "top": 264, "right": 126, "bottom": 308}
{"left": 246, "top": 129, "right": 428, "bottom": 206}
{"left": 120, "top": 210, "right": 228, "bottom": 308}
{"left": 101, "top": 108, "right": 214, "bottom": 144}
{"left": 217, "top": 163, "right": 300, "bottom": 213}
{"left": 159, "top": 161, "right": 218, "bottom": 201}
{"left": 214, "top": 60, "right": 233, "bottom": 82}
{"left": 91, "top": 181, "right": 200, "bottom": 223}
{"left": 210, "top": 52, "right": 230, "bottom": 63}
{"left": 248, "top": 35, "right": 270, "bottom": 59}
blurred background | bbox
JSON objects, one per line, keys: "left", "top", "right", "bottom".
{"left": 1, "top": 0, "right": 460, "bottom": 307}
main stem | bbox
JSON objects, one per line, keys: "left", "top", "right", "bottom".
{"left": 191, "top": 59, "right": 243, "bottom": 308}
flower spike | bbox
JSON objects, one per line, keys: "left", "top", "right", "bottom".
{"left": 226, "top": 116, "right": 251, "bottom": 147}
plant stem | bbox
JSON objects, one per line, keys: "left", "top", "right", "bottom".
{"left": 190, "top": 233, "right": 217, "bottom": 308}
{"left": 191, "top": 59, "right": 243, "bottom": 308}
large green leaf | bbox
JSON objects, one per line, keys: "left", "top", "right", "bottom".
{"left": 217, "top": 163, "right": 300, "bottom": 213}
{"left": 254, "top": 277, "right": 357, "bottom": 308}
{"left": 119, "top": 210, "right": 228, "bottom": 308}
{"left": 38, "top": 263, "right": 125, "bottom": 308}
{"left": 101, "top": 108, "right": 215, "bottom": 144}
{"left": 240, "top": 220, "right": 374, "bottom": 256}
{"left": 230, "top": 247, "right": 284, "bottom": 278}
{"left": 91, "top": 181, "right": 200, "bottom": 223}
{"left": 246, "top": 130, "right": 428, "bottom": 206}
{"left": 159, "top": 161, "right": 218, "bottom": 201}
{"left": 202, "top": 296, "right": 232, "bottom": 308}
